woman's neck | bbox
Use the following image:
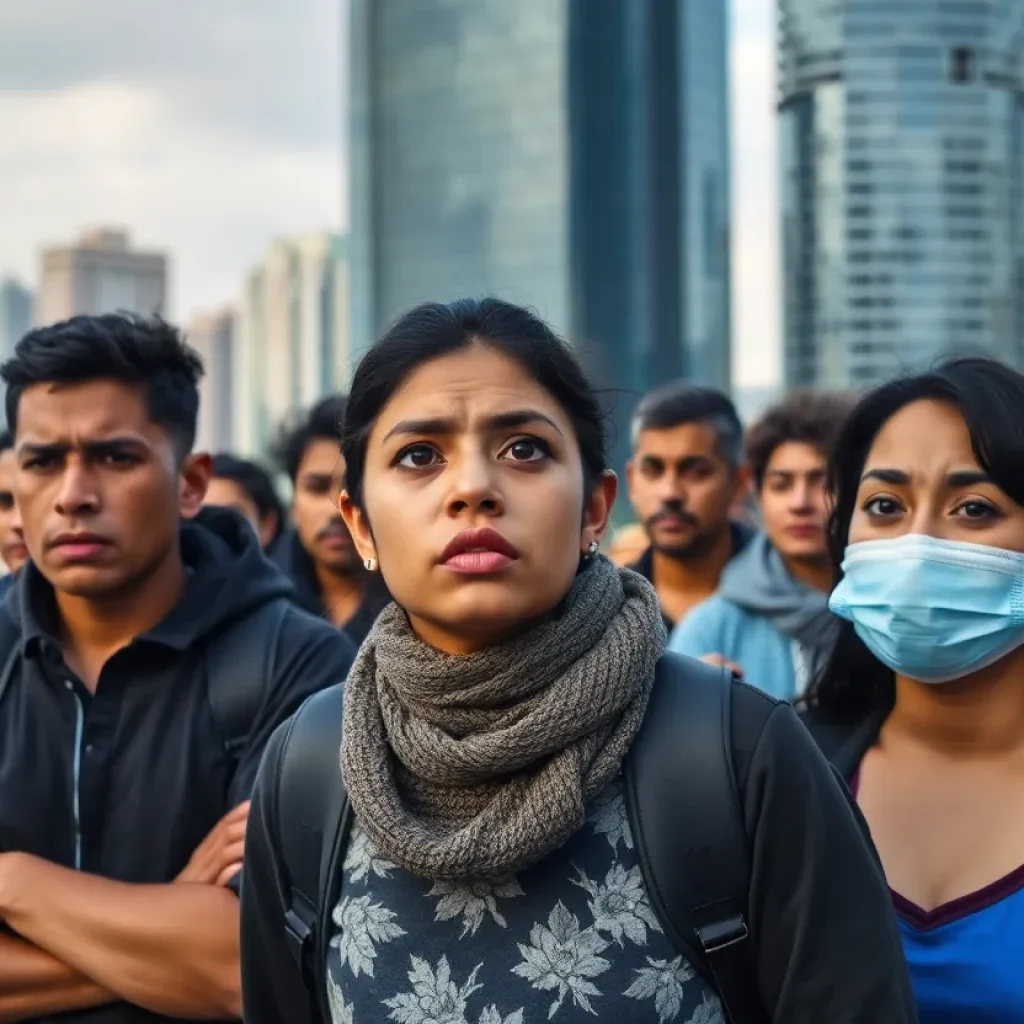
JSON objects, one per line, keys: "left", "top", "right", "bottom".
{"left": 782, "top": 553, "right": 832, "bottom": 593}
{"left": 889, "top": 647, "right": 1024, "bottom": 759}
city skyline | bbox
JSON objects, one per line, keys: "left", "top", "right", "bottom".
{"left": 0, "top": 0, "right": 778, "bottom": 388}
{"left": 780, "top": 0, "right": 1024, "bottom": 388}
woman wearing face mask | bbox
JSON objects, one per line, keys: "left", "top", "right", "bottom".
{"left": 240, "top": 299, "right": 914, "bottom": 1024}
{"left": 802, "top": 357, "right": 1024, "bottom": 1023}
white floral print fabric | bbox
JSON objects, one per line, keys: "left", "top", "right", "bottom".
{"left": 326, "top": 778, "right": 723, "bottom": 1023}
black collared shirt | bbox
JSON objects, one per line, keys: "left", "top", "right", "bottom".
{"left": 0, "top": 508, "right": 354, "bottom": 1024}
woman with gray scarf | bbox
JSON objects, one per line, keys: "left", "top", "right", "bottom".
{"left": 239, "top": 299, "right": 914, "bottom": 1024}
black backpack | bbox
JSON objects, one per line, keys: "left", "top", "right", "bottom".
{"left": 275, "top": 652, "right": 768, "bottom": 1024}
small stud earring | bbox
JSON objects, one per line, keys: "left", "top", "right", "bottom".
{"left": 364, "top": 557, "right": 378, "bottom": 572}
{"left": 585, "top": 540, "right": 599, "bottom": 558}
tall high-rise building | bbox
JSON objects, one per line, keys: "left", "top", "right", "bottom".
{"left": 36, "top": 229, "right": 167, "bottom": 326}
{"left": 188, "top": 309, "right": 235, "bottom": 453}
{"left": 348, "top": 0, "right": 731, "bottom": 474}
{"left": 233, "top": 234, "right": 350, "bottom": 457}
{"left": 780, "top": 0, "right": 1024, "bottom": 388}
{"left": 0, "top": 278, "right": 32, "bottom": 359}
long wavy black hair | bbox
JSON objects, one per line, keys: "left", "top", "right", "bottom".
{"left": 804, "top": 357, "right": 1024, "bottom": 721}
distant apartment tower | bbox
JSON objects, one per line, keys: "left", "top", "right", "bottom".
{"left": 779, "top": 1, "right": 1024, "bottom": 388}
{"left": 0, "top": 278, "right": 32, "bottom": 359}
{"left": 234, "top": 234, "right": 350, "bottom": 457}
{"left": 349, "top": 0, "right": 731, "bottom": 474}
{"left": 36, "top": 229, "right": 167, "bottom": 326}
{"left": 188, "top": 309, "right": 235, "bottom": 453}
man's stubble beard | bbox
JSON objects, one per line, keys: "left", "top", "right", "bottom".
{"left": 651, "top": 523, "right": 729, "bottom": 564}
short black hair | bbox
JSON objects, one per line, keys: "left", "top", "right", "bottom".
{"left": 210, "top": 454, "right": 285, "bottom": 544}
{"left": 342, "top": 298, "right": 607, "bottom": 510}
{"left": 630, "top": 382, "right": 743, "bottom": 466}
{"left": 274, "top": 394, "right": 348, "bottom": 483}
{"left": 0, "top": 431, "right": 12, "bottom": 454}
{"left": 0, "top": 313, "right": 204, "bottom": 455}
{"left": 746, "top": 391, "right": 856, "bottom": 490}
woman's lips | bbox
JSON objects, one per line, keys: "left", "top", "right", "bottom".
{"left": 442, "top": 550, "right": 516, "bottom": 575}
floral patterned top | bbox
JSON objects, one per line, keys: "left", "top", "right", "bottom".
{"left": 325, "top": 780, "right": 723, "bottom": 1024}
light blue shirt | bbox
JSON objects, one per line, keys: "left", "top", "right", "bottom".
{"left": 668, "top": 594, "right": 801, "bottom": 701}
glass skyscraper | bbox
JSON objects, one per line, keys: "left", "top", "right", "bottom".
{"left": 780, "top": 0, "right": 1024, "bottom": 388}
{"left": 348, "top": 0, "right": 731, "bottom": 475}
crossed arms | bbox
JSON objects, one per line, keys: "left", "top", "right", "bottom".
{"left": 0, "top": 802, "right": 248, "bottom": 1023}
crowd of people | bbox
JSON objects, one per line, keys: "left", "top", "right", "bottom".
{"left": 0, "top": 300, "right": 1019, "bottom": 1024}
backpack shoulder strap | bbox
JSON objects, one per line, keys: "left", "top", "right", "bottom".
{"left": 206, "top": 599, "right": 290, "bottom": 762}
{"left": 277, "top": 684, "right": 352, "bottom": 1022}
{"left": 625, "top": 651, "right": 768, "bottom": 1024}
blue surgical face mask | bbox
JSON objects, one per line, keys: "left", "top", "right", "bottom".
{"left": 829, "top": 533, "right": 1024, "bottom": 684}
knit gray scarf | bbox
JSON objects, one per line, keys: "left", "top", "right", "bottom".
{"left": 340, "top": 556, "right": 666, "bottom": 880}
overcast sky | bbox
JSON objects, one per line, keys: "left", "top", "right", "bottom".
{"left": 0, "top": 0, "right": 778, "bottom": 387}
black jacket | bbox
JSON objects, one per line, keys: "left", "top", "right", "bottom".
{"left": 240, "top": 676, "right": 916, "bottom": 1024}
{"left": 0, "top": 506, "right": 355, "bottom": 1024}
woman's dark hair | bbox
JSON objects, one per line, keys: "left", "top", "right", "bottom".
{"left": 804, "top": 356, "right": 1024, "bottom": 721}
{"left": 341, "top": 298, "right": 607, "bottom": 510}
{"left": 210, "top": 454, "right": 285, "bottom": 546}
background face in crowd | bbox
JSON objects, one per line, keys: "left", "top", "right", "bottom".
{"left": 850, "top": 399, "right": 1024, "bottom": 552}
{"left": 759, "top": 441, "right": 829, "bottom": 564}
{"left": 0, "top": 447, "right": 27, "bottom": 573}
{"left": 342, "top": 344, "right": 613, "bottom": 653}
{"left": 204, "top": 477, "right": 276, "bottom": 549}
{"left": 13, "top": 380, "right": 209, "bottom": 599}
{"left": 627, "top": 423, "right": 744, "bottom": 559}
{"left": 291, "top": 438, "right": 358, "bottom": 574}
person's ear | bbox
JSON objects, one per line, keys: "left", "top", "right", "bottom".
{"left": 257, "top": 512, "right": 280, "bottom": 551}
{"left": 179, "top": 453, "right": 212, "bottom": 519}
{"left": 581, "top": 471, "right": 618, "bottom": 555}
{"left": 339, "top": 490, "right": 377, "bottom": 567}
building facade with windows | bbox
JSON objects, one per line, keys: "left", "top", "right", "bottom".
{"left": 348, "top": 0, "right": 731, "bottom": 477}
{"left": 780, "top": 0, "right": 1024, "bottom": 388}
{"left": 36, "top": 229, "right": 167, "bottom": 326}
{"left": 188, "top": 309, "right": 235, "bottom": 453}
{"left": 0, "top": 278, "right": 32, "bottom": 359}
{"left": 233, "top": 234, "right": 350, "bottom": 458}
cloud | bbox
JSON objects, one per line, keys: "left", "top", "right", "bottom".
{"left": 0, "top": 0, "right": 342, "bottom": 319}
{"left": 0, "top": 1, "right": 341, "bottom": 149}
{"left": 0, "top": 0, "right": 781, "bottom": 391}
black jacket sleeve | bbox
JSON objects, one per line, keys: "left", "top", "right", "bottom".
{"left": 239, "top": 713, "right": 315, "bottom": 1024}
{"left": 731, "top": 685, "right": 918, "bottom": 1023}
{"left": 228, "top": 609, "right": 354, "bottom": 805}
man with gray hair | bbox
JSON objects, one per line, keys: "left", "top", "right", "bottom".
{"left": 626, "top": 383, "right": 752, "bottom": 628}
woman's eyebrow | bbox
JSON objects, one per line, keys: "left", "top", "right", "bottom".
{"left": 382, "top": 409, "right": 564, "bottom": 444}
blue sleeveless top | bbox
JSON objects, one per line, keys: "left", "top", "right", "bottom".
{"left": 852, "top": 769, "right": 1024, "bottom": 1022}
{"left": 895, "top": 869, "right": 1024, "bottom": 1023}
